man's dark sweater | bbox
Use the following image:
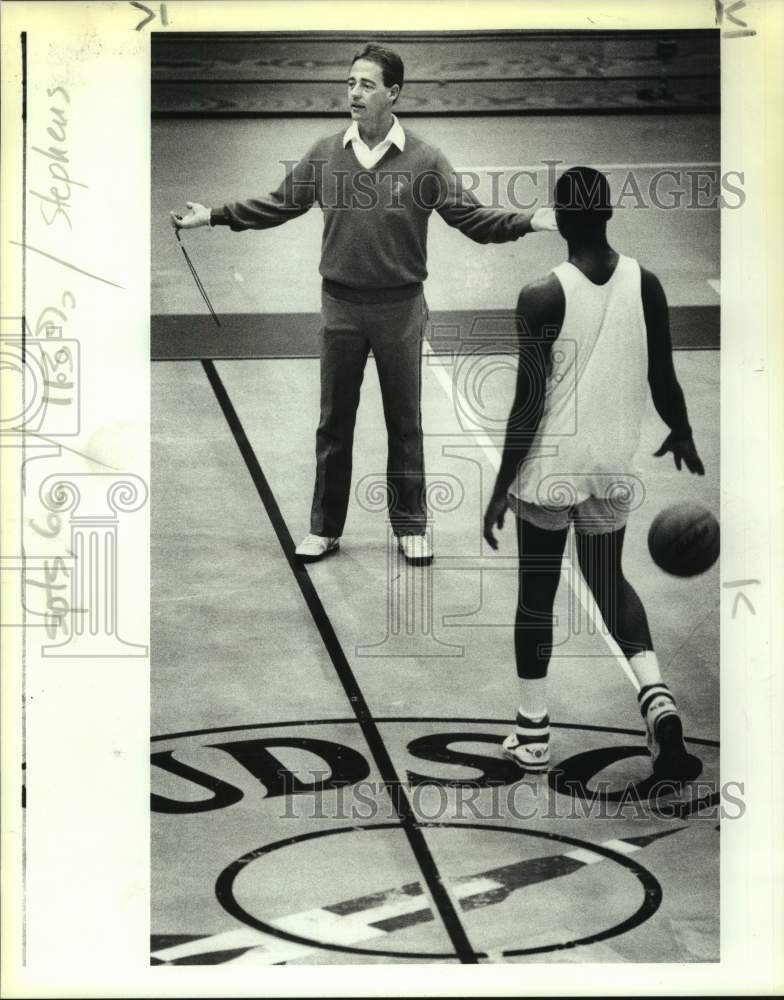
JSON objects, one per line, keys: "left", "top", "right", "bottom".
{"left": 210, "top": 129, "right": 529, "bottom": 291}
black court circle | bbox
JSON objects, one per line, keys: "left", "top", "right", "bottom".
{"left": 215, "top": 821, "right": 663, "bottom": 960}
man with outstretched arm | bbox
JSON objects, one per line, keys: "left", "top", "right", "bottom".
{"left": 171, "top": 42, "right": 556, "bottom": 566}
{"left": 484, "top": 165, "right": 705, "bottom": 782}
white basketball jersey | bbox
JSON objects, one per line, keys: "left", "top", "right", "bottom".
{"left": 509, "top": 254, "right": 649, "bottom": 508}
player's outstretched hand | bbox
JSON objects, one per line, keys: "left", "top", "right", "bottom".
{"left": 530, "top": 206, "right": 558, "bottom": 232}
{"left": 483, "top": 495, "right": 509, "bottom": 549}
{"left": 653, "top": 432, "right": 705, "bottom": 475}
{"left": 170, "top": 202, "right": 211, "bottom": 231}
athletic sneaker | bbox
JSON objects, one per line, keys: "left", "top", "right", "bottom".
{"left": 502, "top": 712, "right": 550, "bottom": 773}
{"left": 639, "top": 684, "right": 703, "bottom": 782}
{"left": 295, "top": 534, "right": 340, "bottom": 562}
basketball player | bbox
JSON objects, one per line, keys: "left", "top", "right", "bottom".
{"left": 171, "top": 43, "right": 556, "bottom": 566}
{"left": 483, "top": 166, "right": 705, "bottom": 782}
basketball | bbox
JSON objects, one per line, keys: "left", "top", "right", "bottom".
{"left": 647, "top": 502, "right": 719, "bottom": 577}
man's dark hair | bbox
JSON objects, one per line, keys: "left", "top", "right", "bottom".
{"left": 554, "top": 166, "right": 613, "bottom": 229}
{"left": 351, "top": 43, "right": 405, "bottom": 99}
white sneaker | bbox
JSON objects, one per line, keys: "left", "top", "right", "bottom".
{"left": 397, "top": 534, "right": 433, "bottom": 565}
{"left": 502, "top": 732, "right": 550, "bottom": 773}
{"left": 295, "top": 534, "right": 340, "bottom": 562}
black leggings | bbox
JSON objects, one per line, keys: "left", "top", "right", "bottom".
{"left": 514, "top": 516, "right": 653, "bottom": 679}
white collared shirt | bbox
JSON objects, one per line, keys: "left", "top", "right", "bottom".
{"left": 343, "top": 114, "right": 405, "bottom": 169}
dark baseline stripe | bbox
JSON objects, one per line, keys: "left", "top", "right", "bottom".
{"left": 150, "top": 933, "right": 205, "bottom": 950}
{"left": 326, "top": 880, "right": 423, "bottom": 917}
{"left": 165, "top": 947, "right": 254, "bottom": 966}
{"left": 371, "top": 908, "right": 434, "bottom": 934}
{"left": 152, "top": 304, "right": 719, "bottom": 360}
{"left": 201, "top": 358, "right": 478, "bottom": 963}
{"left": 471, "top": 853, "right": 586, "bottom": 895}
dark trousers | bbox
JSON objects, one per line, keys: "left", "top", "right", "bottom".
{"left": 310, "top": 289, "right": 428, "bottom": 538}
{"left": 514, "top": 518, "right": 653, "bottom": 678}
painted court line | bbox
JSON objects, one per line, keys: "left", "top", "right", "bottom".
{"left": 201, "top": 358, "right": 479, "bottom": 964}
{"left": 563, "top": 847, "right": 604, "bottom": 865}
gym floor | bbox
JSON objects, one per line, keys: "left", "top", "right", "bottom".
{"left": 150, "top": 114, "right": 720, "bottom": 965}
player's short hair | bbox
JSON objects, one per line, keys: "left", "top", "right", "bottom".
{"left": 351, "top": 43, "right": 405, "bottom": 101}
{"left": 554, "top": 166, "right": 613, "bottom": 227}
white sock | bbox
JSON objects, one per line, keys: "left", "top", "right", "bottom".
{"left": 628, "top": 650, "right": 663, "bottom": 690}
{"left": 518, "top": 678, "right": 547, "bottom": 721}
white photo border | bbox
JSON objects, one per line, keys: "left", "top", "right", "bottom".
{"left": 1, "top": 0, "right": 782, "bottom": 996}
